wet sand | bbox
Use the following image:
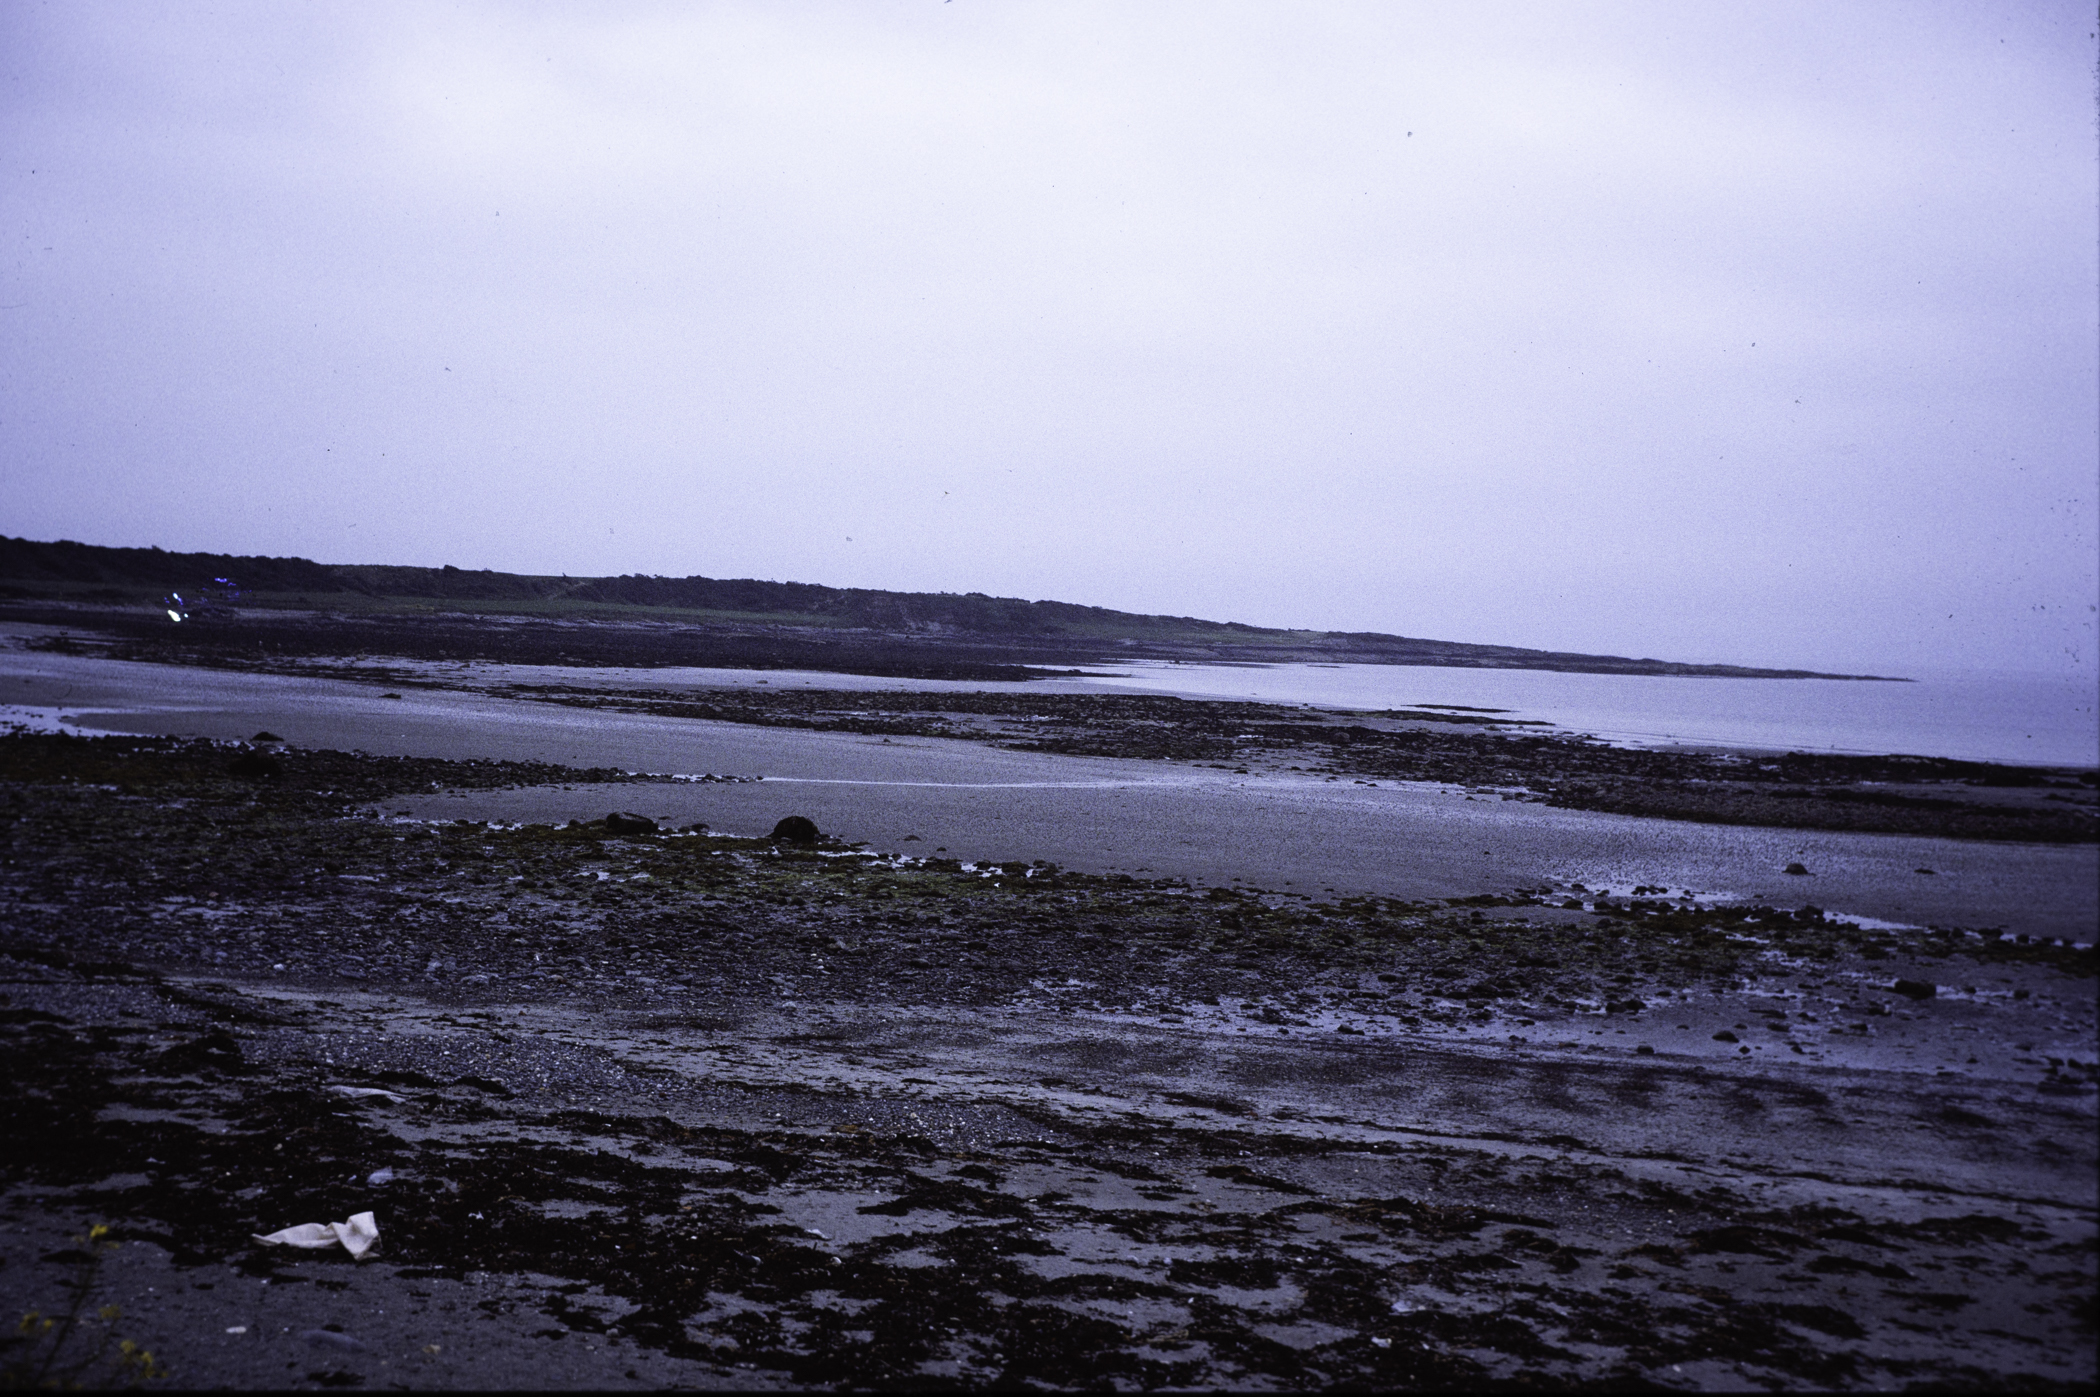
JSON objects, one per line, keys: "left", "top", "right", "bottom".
{"left": 392, "top": 775, "right": 2092, "bottom": 939}
{"left": 5, "top": 644, "right": 2094, "bottom": 939}
{"left": 5, "top": 926, "right": 2094, "bottom": 1390}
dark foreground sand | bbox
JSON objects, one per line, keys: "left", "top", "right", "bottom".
{"left": 2, "top": 644, "right": 2095, "bottom": 1390}
{"left": 5, "top": 956, "right": 2094, "bottom": 1391}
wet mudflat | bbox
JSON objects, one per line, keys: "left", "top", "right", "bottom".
{"left": 7, "top": 636, "right": 2096, "bottom": 941}
{"left": 2, "top": 733, "right": 2094, "bottom": 1390}
{"left": 18, "top": 619, "right": 2098, "bottom": 845}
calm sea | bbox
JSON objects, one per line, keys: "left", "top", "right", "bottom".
{"left": 1072, "top": 662, "right": 2099, "bottom": 769}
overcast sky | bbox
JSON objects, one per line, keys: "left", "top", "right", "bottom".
{"left": 2, "top": 1, "right": 2093, "bottom": 677}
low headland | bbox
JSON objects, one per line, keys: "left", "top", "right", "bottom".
{"left": 0, "top": 533, "right": 1901, "bottom": 680}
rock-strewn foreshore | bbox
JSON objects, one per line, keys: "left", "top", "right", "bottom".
{"left": 3, "top": 734, "right": 2094, "bottom": 1390}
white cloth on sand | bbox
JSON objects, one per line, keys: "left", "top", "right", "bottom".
{"left": 327, "top": 1085, "right": 406, "bottom": 1103}
{"left": 252, "top": 1211, "right": 380, "bottom": 1260}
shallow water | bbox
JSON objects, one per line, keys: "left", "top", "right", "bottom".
{"left": 13, "top": 618, "right": 2089, "bottom": 765}
{"left": 274, "top": 653, "right": 2100, "bottom": 768}
{"left": 1080, "top": 661, "right": 2100, "bottom": 768}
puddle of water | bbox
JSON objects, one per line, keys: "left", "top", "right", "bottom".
{"left": 762, "top": 777, "right": 1168, "bottom": 791}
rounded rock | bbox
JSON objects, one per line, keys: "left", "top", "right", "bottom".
{"left": 770, "top": 815, "right": 820, "bottom": 844}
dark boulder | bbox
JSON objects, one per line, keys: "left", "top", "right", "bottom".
{"left": 1891, "top": 978, "right": 1936, "bottom": 1000}
{"left": 1783, "top": 862, "right": 1810, "bottom": 875}
{"left": 604, "top": 812, "right": 658, "bottom": 835}
{"left": 770, "top": 815, "right": 820, "bottom": 844}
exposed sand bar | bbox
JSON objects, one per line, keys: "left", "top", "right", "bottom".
{"left": 7, "top": 647, "right": 2094, "bottom": 938}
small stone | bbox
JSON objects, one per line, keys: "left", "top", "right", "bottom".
{"left": 1713, "top": 1030, "right": 1740, "bottom": 1043}
{"left": 1634, "top": 1044, "right": 1655, "bottom": 1055}
{"left": 1783, "top": 862, "right": 1810, "bottom": 876}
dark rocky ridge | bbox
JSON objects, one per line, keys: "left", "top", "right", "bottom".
{"left": 0, "top": 533, "right": 1896, "bottom": 680}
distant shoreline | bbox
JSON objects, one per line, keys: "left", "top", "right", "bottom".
{"left": 0, "top": 533, "right": 1901, "bottom": 682}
